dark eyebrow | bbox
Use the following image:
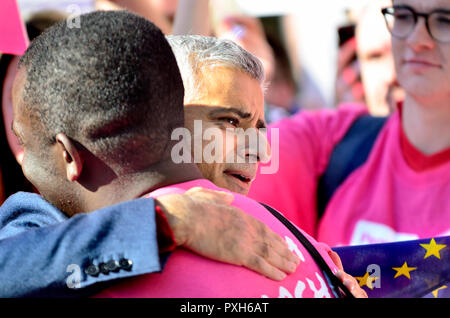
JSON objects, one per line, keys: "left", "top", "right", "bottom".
{"left": 208, "top": 106, "right": 267, "bottom": 129}
{"left": 208, "top": 107, "right": 252, "bottom": 119}
{"left": 394, "top": 4, "right": 450, "bottom": 14}
{"left": 434, "top": 9, "right": 450, "bottom": 14}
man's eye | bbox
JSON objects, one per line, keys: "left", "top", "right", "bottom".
{"left": 219, "top": 117, "right": 240, "bottom": 127}
{"left": 434, "top": 14, "right": 450, "bottom": 27}
{"left": 393, "top": 9, "right": 414, "bottom": 21}
{"left": 367, "top": 51, "right": 384, "bottom": 61}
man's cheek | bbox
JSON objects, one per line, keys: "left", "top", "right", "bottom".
{"left": 196, "top": 162, "right": 220, "bottom": 183}
{"left": 22, "top": 153, "right": 49, "bottom": 189}
{"left": 223, "top": 131, "right": 237, "bottom": 163}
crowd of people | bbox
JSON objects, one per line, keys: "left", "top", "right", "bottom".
{"left": 0, "top": 0, "right": 448, "bottom": 299}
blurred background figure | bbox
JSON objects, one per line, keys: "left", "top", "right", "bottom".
{"left": 262, "top": 31, "right": 300, "bottom": 122}
{"left": 18, "top": 0, "right": 176, "bottom": 34}
{"left": 96, "top": 0, "right": 177, "bottom": 34}
{"left": 335, "top": 0, "right": 405, "bottom": 115}
{"left": 356, "top": 0, "right": 403, "bottom": 115}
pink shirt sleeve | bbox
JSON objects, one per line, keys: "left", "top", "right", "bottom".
{"left": 249, "top": 103, "right": 368, "bottom": 237}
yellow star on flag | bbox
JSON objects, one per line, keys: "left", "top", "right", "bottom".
{"left": 392, "top": 261, "right": 417, "bottom": 279}
{"left": 355, "top": 272, "right": 379, "bottom": 290}
{"left": 432, "top": 285, "right": 447, "bottom": 298}
{"left": 420, "top": 238, "right": 446, "bottom": 259}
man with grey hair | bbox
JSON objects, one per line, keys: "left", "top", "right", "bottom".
{"left": 167, "top": 35, "right": 265, "bottom": 101}
{"left": 167, "top": 35, "right": 269, "bottom": 195}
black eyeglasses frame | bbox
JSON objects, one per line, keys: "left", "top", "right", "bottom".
{"left": 381, "top": 5, "right": 450, "bottom": 43}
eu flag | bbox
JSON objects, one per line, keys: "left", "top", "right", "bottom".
{"left": 332, "top": 236, "right": 449, "bottom": 298}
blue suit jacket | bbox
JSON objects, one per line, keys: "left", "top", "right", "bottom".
{"left": 0, "top": 192, "right": 164, "bottom": 297}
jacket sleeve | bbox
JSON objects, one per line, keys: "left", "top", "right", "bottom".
{"left": 0, "top": 192, "right": 164, "bottom": 297}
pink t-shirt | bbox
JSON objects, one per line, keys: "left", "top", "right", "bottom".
{"left": 96, "top": 179, "right": 340, "bottom": 298}
{"left": 249, "top": 104, "right": 450, "bottom": 246}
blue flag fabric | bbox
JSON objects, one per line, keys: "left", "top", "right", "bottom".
{"left": 332, "top": 236, "right": 450, "bottom": 298}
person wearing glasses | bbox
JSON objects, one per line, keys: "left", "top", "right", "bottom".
{"left": 248, "top": 0, "right": 450, "bottom": 246}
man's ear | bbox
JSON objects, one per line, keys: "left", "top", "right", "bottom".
{"left": 55, "top": 133, "right": 83, "bottom": 182}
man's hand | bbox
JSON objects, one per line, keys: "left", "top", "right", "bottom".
{"left": 335, "top": 37, "right": 365, "bottom": 105}
{"left": 328, "top": 251, "right": 368, "bottom": 298}
{"left": 155, "top": 187, "right": 300, "bottom": 281}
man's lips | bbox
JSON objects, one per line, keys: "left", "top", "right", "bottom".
{"left": 223, "top": 170, "right": 255, "bottom": 184}
{"left": 404, "top": 58, "right": 440, "bottom": 68}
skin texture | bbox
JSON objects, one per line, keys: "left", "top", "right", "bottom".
{"left": 184, "top": 66, "right": 269, "bottom": 195}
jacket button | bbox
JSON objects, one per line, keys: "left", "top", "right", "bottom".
{"left": 106, "top": 260, "right": 120, "bottom": 272}
{"left": 119, "top": 258, "right": 133, "bottom": 271}
{"left": 99, "top": 262, "right": 110, "bottom": 275}
{"left": 85, "top": 264, "right": 100, "bottom": 277}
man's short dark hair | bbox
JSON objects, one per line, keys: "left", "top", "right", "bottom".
{"left": 19, "top": 10, "right": 185, "bottom": 173}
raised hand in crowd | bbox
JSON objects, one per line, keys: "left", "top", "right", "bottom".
{"left": 334, "top": 37, "right": 365, "bottom": 105}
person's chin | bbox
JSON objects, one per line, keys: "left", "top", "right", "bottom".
{"left": 220, "top": 173, "right": 251, "bottom": 195}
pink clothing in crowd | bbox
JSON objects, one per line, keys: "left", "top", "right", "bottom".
{"left": 249, "top": 104, "right": 450, "bottom": 246}
{"left": 96, "top": 179, "right": 340, "bottom": 298}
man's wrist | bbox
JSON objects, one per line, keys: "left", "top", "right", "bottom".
{"left": 154, "top": 200, "right": 178, "bottom": 253}
{"left": 154, "top": 195, "right": 192, "bottom": 247}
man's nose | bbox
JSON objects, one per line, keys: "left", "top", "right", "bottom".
{"left": 254, "top": 129, "right": 271, "bottom": 163}
{"left": 237, "top": 129, "right": 271, "bottom": 163}
{"left": 406, "top": 19, "right": 435, "bottom": 51}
